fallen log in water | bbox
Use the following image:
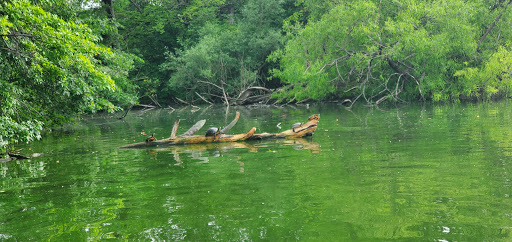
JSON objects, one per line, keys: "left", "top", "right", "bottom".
{"left": 120, "top": 112, "right": 319, "bottom": 149}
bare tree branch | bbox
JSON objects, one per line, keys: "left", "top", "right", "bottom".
{"left": 197, "top": 80, "right": 230, "bottom": 106}
{"left": 195, "top": 92, "right": 213, "bottom": 105}
{"left": 477, "top": 0, "right": 512, "bottom": 51}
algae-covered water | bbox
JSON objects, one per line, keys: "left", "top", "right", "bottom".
{"left": 2, "top": 102, "right": 512, "bottom": 241}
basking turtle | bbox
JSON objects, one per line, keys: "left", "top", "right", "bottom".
{"left": 292, "top": 122, "right": 302, "bottom": 132}
{"left": 308, "top": 114, "right": 320, "bottom": 121}
{"left": 145, "top": 133, "right": 157, "bottom": 143}
{"left": 205, "top": 127, "right": 220, "bottom": 138}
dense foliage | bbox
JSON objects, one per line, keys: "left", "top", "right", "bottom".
{"left": 0, "top": 0, "right": 137, "bottom": 153}
{"left": 3, "top": 0, "right": 512, "bottom": 151}
{"left": 272, "top": 0, "right": 512, "bottom": 104}
{"left": 161, "top": 0, "right": 289, "bottom": 103}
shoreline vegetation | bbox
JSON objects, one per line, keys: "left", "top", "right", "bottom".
{"left": 3, "top": 0, "right": 512, "bottom": 153}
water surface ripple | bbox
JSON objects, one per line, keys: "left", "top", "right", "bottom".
{"left": 2, "top": 102, "right": 512, "bottom": 240}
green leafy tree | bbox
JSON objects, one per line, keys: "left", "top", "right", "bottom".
{"left": 161, "top": 0, "right": 291, "bottom": 104}
{"left": 271, "top": 0, "right": 512, "bottom": 104}
{"left": 455, "top": 45, "right": 512, "bottom": 99}
{"left": 0, "top": 0, "right": 137, "bottom": 153}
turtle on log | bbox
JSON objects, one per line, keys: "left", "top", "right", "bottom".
{"left": 145, "top": 134, "right": 157, "bottom": 143}
{"left": 291, "top": 122, "right": 302, "bottom": 132}
{"left": 205, "top": 127, "right": 220, "bottom": 139}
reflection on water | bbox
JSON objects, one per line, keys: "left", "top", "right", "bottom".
{"left": 154, "top": 138, "right": 321, "bottom": 166}
{"left": 2, "top": 102, "right": 512, "bottom": 240}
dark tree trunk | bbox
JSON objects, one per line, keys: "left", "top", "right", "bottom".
{"left": 102, "top": 0, "right": 115, "bottom": 19}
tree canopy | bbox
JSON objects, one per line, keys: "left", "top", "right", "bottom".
{"left": 271, "top": 0, "right": 512, "bottom": 104}
{"left": 160, "top": 0, "right": 290, "bottom": 104}
{"left": 0, "top": 0, "right": 137, "bottom": 152}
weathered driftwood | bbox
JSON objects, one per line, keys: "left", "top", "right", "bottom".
{"left": 120, "top": 112, "right": 319, "bottom": 149}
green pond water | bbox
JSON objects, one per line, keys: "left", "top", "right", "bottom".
{"left": 2, "top": 102, "right": 512, "bottom": 241}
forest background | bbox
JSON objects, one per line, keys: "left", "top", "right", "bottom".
{"left": 2, "top": 0, "right": 512, "bottom": 152}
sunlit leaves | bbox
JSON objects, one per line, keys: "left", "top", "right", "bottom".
{"left": 273, "top": 0, "right": 509, "bottom": 103}
{"left": 0, "top": 117, "right": 42, "bottom": 153}
{"left": 455, "top": 45, "right": 512, "bottom": 99}
{"left": 272, "top": 1, "right": 379, "bottom": 101}
{"left": 0, "top": 0, "right": 137, "bottom": 152}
